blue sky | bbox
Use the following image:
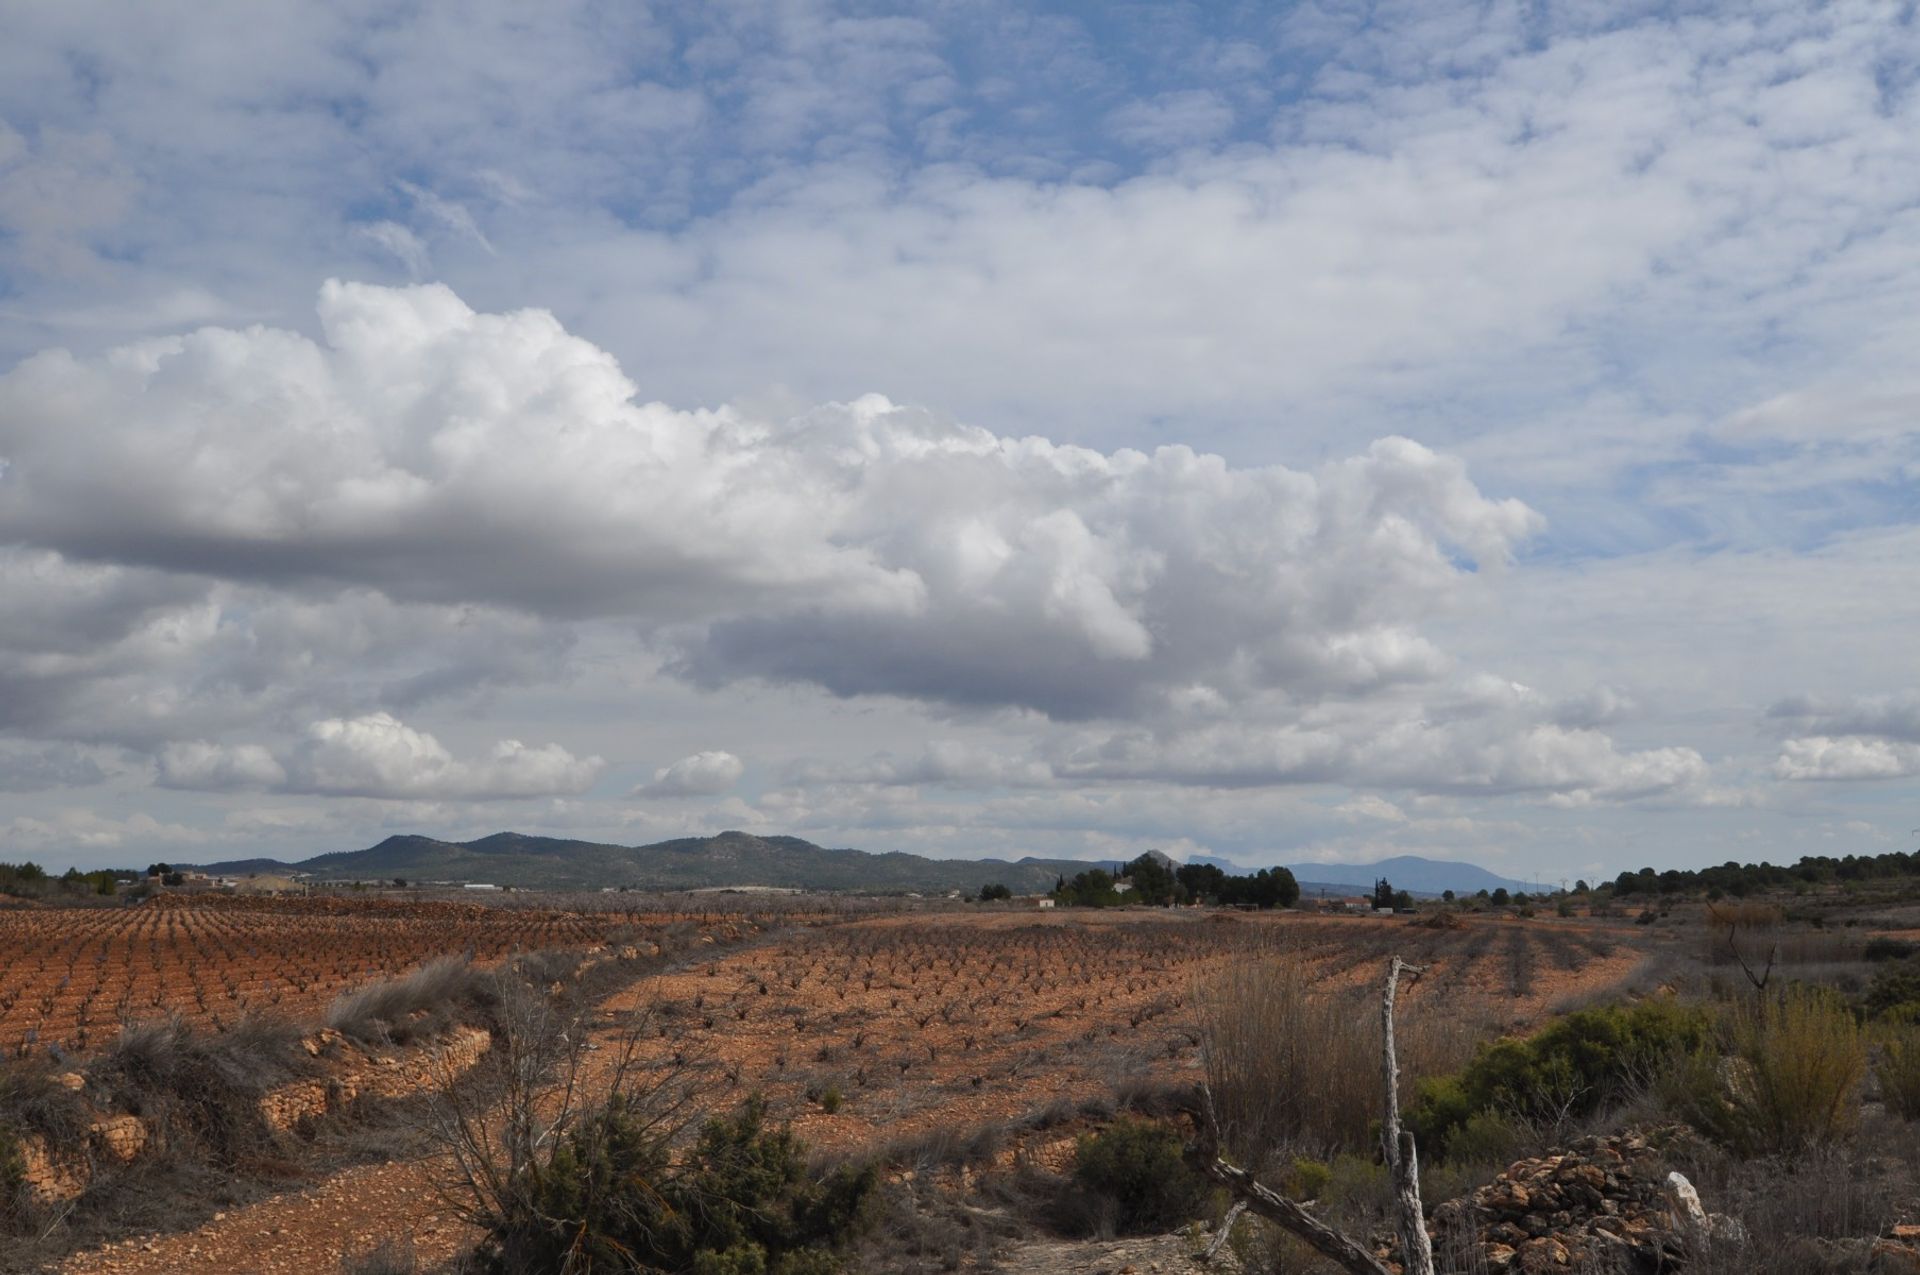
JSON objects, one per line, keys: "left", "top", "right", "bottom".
{"left": 0, "top": 0, "right": 1917, "bottom": 878}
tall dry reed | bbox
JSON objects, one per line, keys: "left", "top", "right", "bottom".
{"left": 1196, "top": 953, "right": 1492, "bottom": 1170}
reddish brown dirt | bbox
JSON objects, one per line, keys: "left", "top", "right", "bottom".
{"left": 50, "top": 908, "right": 1652, "bottom": 1274}
{"left": 0, "top": 895, "right": 807, "bottom": 1056}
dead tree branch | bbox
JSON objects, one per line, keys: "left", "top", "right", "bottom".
{"left": 1203, "top": 954, "right": 1435, "bottom": 1275}
{"left": 1202, "top": 1160, "right": 1393, "bottom": 1275}
{"left": 1380, "top": 956, "right": 1435, "bottom": 1275}
{"left": 1725, "top": 928, "right": 1777, "bottom": 992}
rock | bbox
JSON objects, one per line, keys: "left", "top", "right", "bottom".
{"left": 18, "top": 1134, "right": 87, "bottom": 1203}
{"left": 1662, "top": 1171, "right": 1709, "bottom": 1239}
{"left": 1517, "top": 1236, "right": 1569, "bottom": 1271}
{"left": 1414, "top": 1128, "right": 1732, "bottom": 1275}
{"left": 90, "top": 1114, "right": 149, "bottom": 1164}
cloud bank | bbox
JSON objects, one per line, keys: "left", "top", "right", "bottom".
{"left": 0, "top": 282, "right": 1712, "bottom": 816}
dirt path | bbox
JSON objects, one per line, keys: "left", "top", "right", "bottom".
{"left": 59, "top": 1160, "right": 467, "bottom": 1274}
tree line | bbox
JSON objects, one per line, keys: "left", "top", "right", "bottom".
{"left": 1046, "top": 854, "right": 1301, "bottom": 909}
{"left": 0, "top": 861, "right": 132, "bottom": 898}
{"left": 1610, "top": 848, "right": 1920, "bottom": 899}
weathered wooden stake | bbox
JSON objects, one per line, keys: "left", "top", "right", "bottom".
{"left": 1380, "top": 956, "right": 1435, "bottom": 1275}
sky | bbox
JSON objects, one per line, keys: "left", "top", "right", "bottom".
{"left": 0, "top": 0, "right": 1917, "bottom": 882}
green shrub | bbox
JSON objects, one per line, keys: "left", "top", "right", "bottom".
{"left": 1285, "top": 1157, "right": 1332, "bottom": 1200}
{"left": 1072, "top": 1118, "right": 1208, "bottom": 1234}
{"left": 0, "top": 1123, "right": 23, "bottom": 1216}
{"left": 676, "top": 1095, "right": 877, "bottom": 1270}
{"left": 474, "top": 1094, "right": 876, "bottom": 1275}
{"left": 1875, "top": 1021, "right": 1920, "bottom": 1120}
{"left": 1860, "top": 959, "right": 1920, "bottom": 1020}
{"left": 1864, "top": 937, "right": 1919, "bottom": 963}
{"left": 1406, "top": 998, "right": 1710, "bottom": 1158}
{"left": 1667, "top": 985, "right": 1866, "bottom": 1155}
{"left": 1443, "top": 1111, "right": 1527, "bottom": 1167}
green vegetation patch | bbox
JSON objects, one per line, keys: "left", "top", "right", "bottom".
{"left": 476, "top": 1094, "right": 877, "bottom": 1275}
{"left": 1071, "top": 1117, "right": 1210, "bottom": 1234}
{"left": 1407, "top": 998, "right": 1711, "bottom": 1158}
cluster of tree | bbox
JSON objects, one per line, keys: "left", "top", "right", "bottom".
{"left": 975, "top": 882, "right": 1013, "bottom": 901}
{"left": 1611, "top": 848, "right": 1920, "bottom": 899}
{"left": 1373, "top": 878, "right": 1415, "bottom": 911}
{"left": 1050, "top": 854, "right": 1301, "bottom": 910}
{"left": 0, "top": 861, "right": 128, "bottom": 899}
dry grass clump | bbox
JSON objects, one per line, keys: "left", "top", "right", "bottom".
{"left": 1196, "top": 954, "right": 1487, "bottom": 1169}
{"left": 326, "top": 955, "right": 497, "bottom": 1046}
{"left": 1666, "top": 984, "right": 1867, "bottom": 1155}
{"left": 1409, "top": 909, "right": 1465, "bottom": 930}
{"left": 1672, "top": 1125, "right": 1917, "bottom": 1275}
{"left": 97, "top": 1012, "right": 319, "bottom": 1164}
{"left": 1726, "top": 985, "right": 1867, "bottom": 1151}
{"left": 1875, "top": 1019, "right": 1920, "bottom": 1120}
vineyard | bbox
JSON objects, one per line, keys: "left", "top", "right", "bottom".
{"left": 627, "top": 910, "right": 1648, "bottom": 1148}
{"left": 0, "top": 894, "right": 811, "bottom": 1057}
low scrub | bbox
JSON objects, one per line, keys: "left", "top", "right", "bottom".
{"left": 1860, "top": 958, "right": 1920, "bottom": 1020}
{"left": 1664, "top": 984, "right": 1866, "bottom": 1155}
{"left": 471, "top": 1093, "right": 877, "bottom": 1275}
{"left": 97, "top": 1013, "right": 319, "bottom": 1162}
{"left": 1875, "top": 1019, "right": 1920, "bottom": 1120}
{"left": 1199, "top": 954, "right": 1484, "bottom": 1166}
{"left": 326, "top": 955, "right": 497, "bottom": 1046}
{"left": 1406, "top": 998, "right": 1710, "bottom": 1158}
{"left": 1864, "top": 936, "right": 1919, "bottom": 963}
{"left": 1071, "top": 1118, "right": 1209, "bottom": 1235}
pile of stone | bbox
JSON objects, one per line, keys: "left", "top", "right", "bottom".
{"left": 1422, "top": 1128, "right": 1735, "bottom": 1273}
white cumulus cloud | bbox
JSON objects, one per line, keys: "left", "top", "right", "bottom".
{"left": 640, "top": 750, "right": 745, "bottom": 797}
{"left": 160, "top": 712, "right": 602, "bottom": 800}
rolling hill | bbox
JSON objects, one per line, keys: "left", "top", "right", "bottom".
{"left": 196, "top": 830, "right": 1102, "bottom": 895}
{"left": 1284, "top": 855, "right": 1537, "bottom": 897}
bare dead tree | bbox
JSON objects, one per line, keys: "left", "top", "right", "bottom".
{"left": 1724, "top": 928, "right": 1777, "bottom": 992}
{"left": 1202, "top": 955, "right": 1435, "bottom": 1275}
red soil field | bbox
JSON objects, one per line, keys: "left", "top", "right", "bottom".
{"left": 619, "top": 909, "right": 1650, "bottom": 1152}
{"left": 43, "top": 907, "right": 1658, "bottom": 1275}
{"left": 0, "top": 893, "right": 812, "bottom": 1057}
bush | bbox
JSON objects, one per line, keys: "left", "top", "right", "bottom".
{"left": 677, "top": 1096, "right": 877, "bottom": 1271}
{"left": 1406, "top": 998, "right": 1710, "bottom": 1158}
{"left": 1283, "top": 1157, "right": 1332, "bottom": 1200}
{"left": 97, "top": 1013, "right": 317, "bottom": 1161}
{"left": 1864, "top": 937, "right": 1919, "bottom": 963}
{"left": 0, "top": 1123, "right": 23, "bottom": 1220}
{"left": 976, "top": 883, "right": 1012, "bottom": 902}
{"left": 1072, "top": 1118, "right": 1207, "bottom": 1234}
{"left": 1668, "top": 985, "right": 1866, "bottom": 1155}
{"left": 1875, "top": 1020, "right": 1920, "bottom": 1120}
{"left": 1860, "top": 959, "right": 1920, "bottom": 1020}
{"left": 473, "top": 1094, "right": 876, "bottom": 1275}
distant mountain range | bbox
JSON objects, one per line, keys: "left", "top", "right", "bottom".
{"left": 1284, "top": 855, "right": 1537, "bottom": 897}
{"left": 192, "top": 833, "right": 1536, "bottom": 898}
{"left": 194, "top": 831, "right": 1101, "bottom": 895}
